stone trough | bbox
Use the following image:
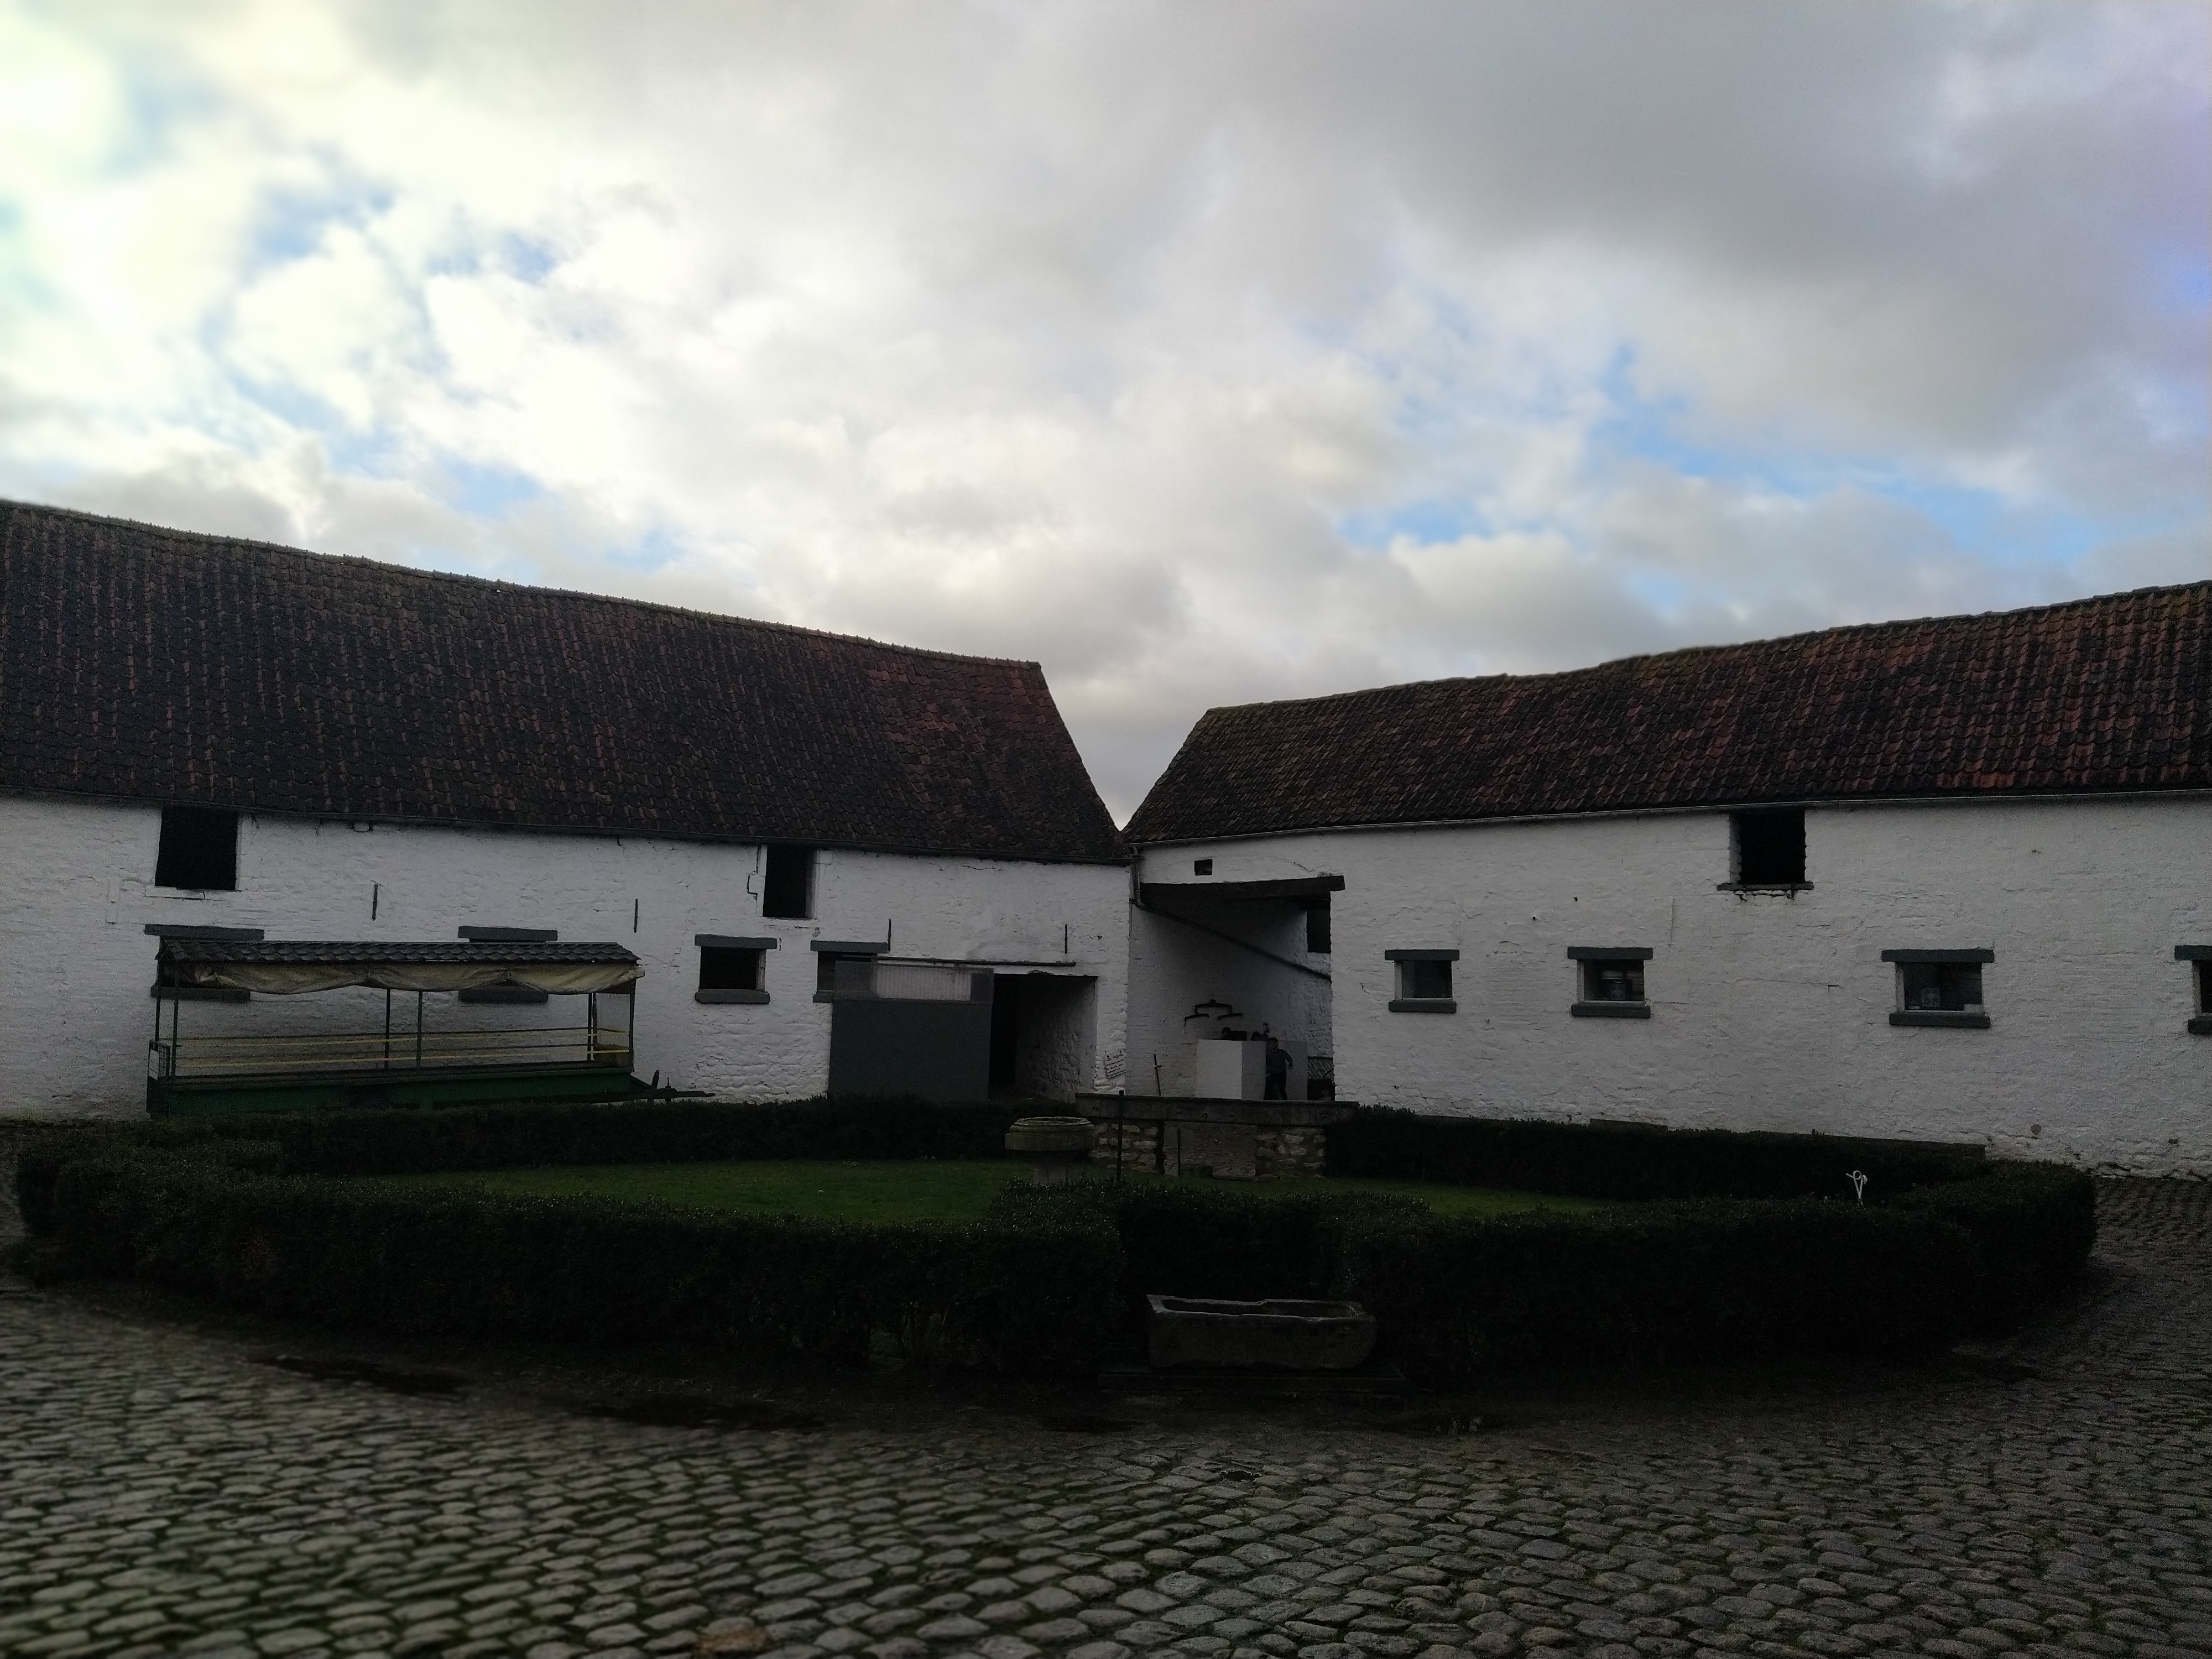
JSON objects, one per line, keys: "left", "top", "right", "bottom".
{"left": 1145, "top": 1294, "right": 1378, "bottom": 1371}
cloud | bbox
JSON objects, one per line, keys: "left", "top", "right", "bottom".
{"left": 0, "top": 0, "right": 2204, "bottom": 818}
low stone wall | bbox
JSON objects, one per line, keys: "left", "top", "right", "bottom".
{"left": 1087, "top": 1117, "right": 1161, "bottom": 1174}
{"left": 1255, "top": 1124, "right": 1328, "bottom": 1180}
{"left": 1074, "top": 1096, "right": 1351, "bottom": 1181}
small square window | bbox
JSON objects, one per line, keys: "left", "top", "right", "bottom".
{"left": 1582, "top": 959, "right": 1645, "bottom": 1003}
{"left": 1569, "top": 948, "right": 1653, "bottom": 1018}
{"left": 1193, "top": 858, "right": 1213, "bottom": 875}
{"left": 1885, "top": 951, "right": 1992, "bottom": 1027}
{"left": 699, "top": 947, "right": 763, "bottom": 993}
{"left": 1386, "top": 949, "right": 1457, "bottom": 1011}
{"left": 762, "top": 845, "right": 813, "bottom": 919}
{"left": 1900, "top": 961, "right": 1981, "bottom": 1013}
{"left": 155, "top": 806, "right": 238, "bottom": 891}
{"left": 1400, "top": 958, "right": 1452, "bottom": 999}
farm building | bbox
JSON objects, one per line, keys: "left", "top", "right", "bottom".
{"left": 1121, "top": 583, "right": 2212, "bottom": 1176}
{"left": 0, "top": 500, "right": 1129, "bottom": 1118}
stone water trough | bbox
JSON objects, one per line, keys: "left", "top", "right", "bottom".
{"left": 1145, "top": 1295, "right": 1378, "bottom": 1371}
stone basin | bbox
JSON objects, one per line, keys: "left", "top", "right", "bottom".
{"left": 1145, "top": 1294, "right": 1378, "bottom": 1371}
{"left": 1005, "top": 1115, "right": 1095, "bottom": 1186}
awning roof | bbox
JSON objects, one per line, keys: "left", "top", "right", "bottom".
{"left": 1141, "top": 875, "right": 1344, "bottom": 904}
{"left": 157, "top": 938, "right": 640, "bottom": 995}
{"left": 160, "top": 939, "right": 637, "bottom": 966}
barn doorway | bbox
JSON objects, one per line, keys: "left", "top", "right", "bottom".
{"left": 987, "top": 972, "right": 1096, "bottom": 1101}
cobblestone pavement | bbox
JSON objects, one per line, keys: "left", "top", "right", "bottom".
{"left": 1, "top": 1181, "right": 2206, "bottom": 1659}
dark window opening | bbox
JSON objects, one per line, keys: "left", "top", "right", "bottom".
{"left": 1901, "top": 961, "right": 1982, "bottom": 1013}
{"left": 155, "top": 807, "right": 238, "bottom": 890}
{"left": 1733, "top": 807, "right": 1806, "bottom": 885}
{"left": 1193, "top": 858, "right": 1213, "bottom": 875}
{"left": 1305, "top": 897, "right": 1332, "bottom": 954}
{"left": 1582, "top": 958, "right": 1646, "bottom": 1003}
{"left": 2198, "top": 961, "right": 2212, "bottom": 1015}
{"left": 762, "top": 845, "right": 813, "bottom": 919}
{"left": 700, "top": 947, "right": 764, "bottom": 993}
{"left": 1400, "top": 958, "right": 1452, "bottom": 1000}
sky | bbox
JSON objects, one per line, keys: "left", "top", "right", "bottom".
{"left": 2, "top": 1, "right": 2206, "bottom": 821}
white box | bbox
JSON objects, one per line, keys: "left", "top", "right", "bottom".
{"left": 1193, "top": 1037, "right": 1266, "bottom": 1100}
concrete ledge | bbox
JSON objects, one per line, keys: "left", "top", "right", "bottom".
{"left": 1074, "top": 1095, "right": 1354, "bottom": 1126}
{"left": 1890, "top": 1010, "right": 1992, "bottom": 1029}
{"left": 1572, "top": 1000, "right": 1651, "bottom": 1019}
{"left": 1388, "top": 998, "right": 1457, "bottom": 1014}
{"left": 2189, "top": 1015, "right": 2212, "bottom": 1036}
{"left": 696, "top": 989, "right": 770, "bottom": 1005}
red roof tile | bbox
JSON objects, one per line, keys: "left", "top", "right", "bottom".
{"left": 1, "top": 500, "right": 1125, "bottom": 863}
{"left": 1125, "top": 582, "right": 2212, "bottom": 843}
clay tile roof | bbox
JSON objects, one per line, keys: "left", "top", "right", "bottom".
{"left": 0, "top": 500, "right": 1124, "bottom": 863}
{"left": 1125, "top": 582, "right": 2212, "bottom": 843}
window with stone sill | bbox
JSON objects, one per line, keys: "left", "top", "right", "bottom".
{"left": 1883, "top": 948, "right": 1992, "bottom": 1029}
{"left": 1385, "top": 949, "right": 1457, "bottom": 1013}
{"left": 2182, "top": 947, "right": 2212, "bottom": 1036}
{"left": 700, "top": 946, "right": 764, "bottom": 992}
{"left": 1569, "top": 947, "right": 1653, "bottom": 1019}
{"left": 696, "top": 934, "right": 775, "bottom": 1004}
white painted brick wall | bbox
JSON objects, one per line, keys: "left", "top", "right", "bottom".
{"left": 1136, "top": 795, "right": 2212, "bottom": 1174}
{"left": 0, "top": 791, "right": 1129, "bottom": 1119}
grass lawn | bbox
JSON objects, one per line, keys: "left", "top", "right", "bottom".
{"left": 392, "top": 1160, "right": 1609, "bottom": 1225}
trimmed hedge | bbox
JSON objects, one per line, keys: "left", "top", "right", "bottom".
{"left": 1326, "top": 1108, "right": 1986, "bottom": 1201}
{"left": 10, "top": 1100, "right": 2098, "bottom": 1381}
{"left": 1890, "top": 1162, "right": 2097, "bottom": 1330}
{"left": 23, "top": 1122, "right": 1118, "bottom": 1375}
{"left": 164, "top": 1095, "right": 1027, "bottom": 1178}
{"left": 1338, "top": 1199, "right": 1983, "bottom": 1375}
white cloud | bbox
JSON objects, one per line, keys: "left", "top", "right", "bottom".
{"left": 0, "top": 0, "right": 2203, "bottom": 818}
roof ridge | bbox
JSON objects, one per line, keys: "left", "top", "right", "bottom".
{"left": 0, "top": 495, "right": 1041, "bottom": 673}
{"left": 1193, "top": 580, "right": 2212, "bottom": 722}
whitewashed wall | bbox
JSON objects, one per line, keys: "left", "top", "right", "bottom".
{"left": 1136, "top": 795, "right": 2212, "bottom": 1174}
{"left": 0, "top": 790, "right": 1129, "bottom": 1119}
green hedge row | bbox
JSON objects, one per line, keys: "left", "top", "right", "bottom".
{"left": 166, "top": 1095, "right": 1027, "bottom": 1177}
{"left": 999, "top": 1162, "right": 2093, "bottom": 1377}
{"left": 1325, "top": 1108, "right": 1987, "bottom": 1201}
{"left": 11, "top": 1100, "right": 2097, "bottom": 1381}
{"left": 24, "top": 1131, "right": 1117, "bottom": 1374}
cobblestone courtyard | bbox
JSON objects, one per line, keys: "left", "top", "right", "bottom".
{"left": 1, "top": 1178, "right": 2205, "bottom": 1659}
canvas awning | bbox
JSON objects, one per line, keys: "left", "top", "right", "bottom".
{"left": 156, "top": 938, "right": 642, "bottom": 996}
